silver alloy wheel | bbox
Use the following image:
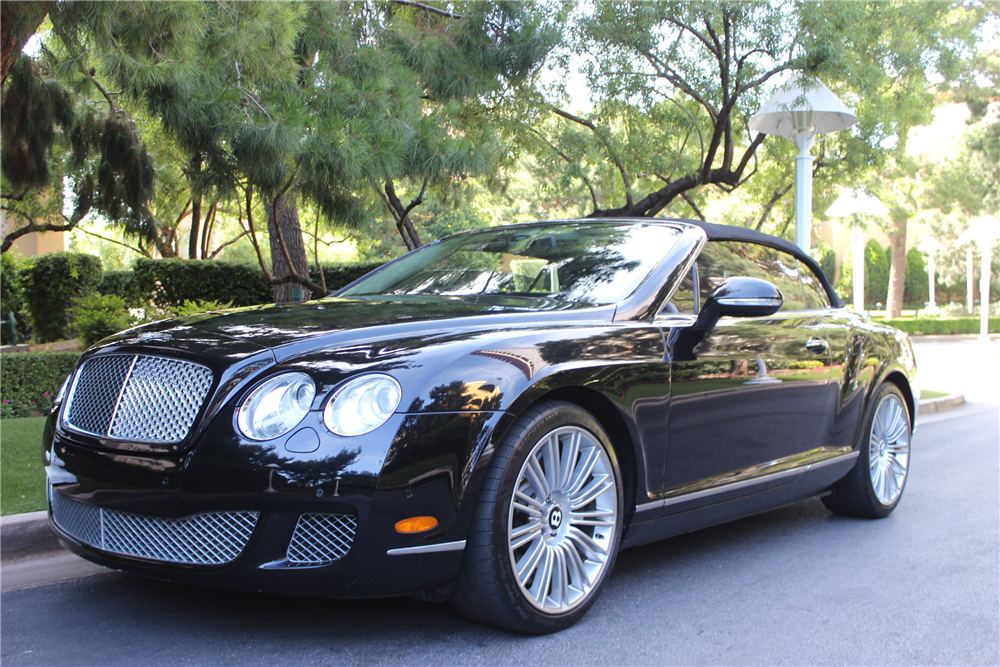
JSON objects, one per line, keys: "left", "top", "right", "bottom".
{"left": 507, "top": 425, "right": 619, "bottom": 614}
{"left": 868, "top": 393, "right": 910, "bottom": 505}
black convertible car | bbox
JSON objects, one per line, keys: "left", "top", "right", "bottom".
{"left": 44, "top": 219, "right": 917, "bottom": 633}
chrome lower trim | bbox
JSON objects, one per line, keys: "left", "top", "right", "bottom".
{"left": 634, "top": 451, "right": 860, "bottom": 514}
{"left": 807, "top": 451, "right": 859, "bottom": 470}
{"left": 387, "top": 540, "right": 466, "bottom": 556}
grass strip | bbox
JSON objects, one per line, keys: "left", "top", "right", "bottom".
{"left": 1, "top": 417, "right": 47, "bottom": 516}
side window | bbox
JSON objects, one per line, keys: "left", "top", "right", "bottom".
{"left": 666, "top": 265, "right": 698, "bottom": 314}
{"left": 757, "top": 248, "right": 806, "bottom": 311}
{"left": 798, "top": 260, "right": 832, "bottom": 309}
{"left": 695, "top": 241, "right": 806, "bottom": 312}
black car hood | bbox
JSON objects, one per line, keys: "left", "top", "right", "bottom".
{"left": 100, "top": 295, "right": 613, "bottom": 363}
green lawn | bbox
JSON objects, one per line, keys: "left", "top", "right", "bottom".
{"left": 1, "top": 417, "right": 47, "bottom": 516}
{"left": 920, "top": 389, "right": 950, "bottom": 400}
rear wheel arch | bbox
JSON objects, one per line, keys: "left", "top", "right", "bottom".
{"left": 881, "top": 370, "right": 916, "bottom": 426}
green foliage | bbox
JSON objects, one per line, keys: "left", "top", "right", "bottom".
{"left": 69, "top": 293, "right": 132, "bottom": 347}
{"left": 1, "top": 252, "right": 32, "bottom": 342}
{"left": 98, "top": 269, "right": 144, "bottom": 307}
{"left": 170, "top": 300, "right": 233, "bottom": 317}
{"left": 132, "top": 258, "right": 271, "bottom": 310}
{"left": 884, "top": 317, "right": 999, "bottom": 336}
{"left": 814, "top": 245, "right": 836, "bottom": 285}
{"left": 0, "top": 351, "right": 79, "bottom": 411}
{"left": 905, "top": 248, "right": 929, "bottom": 303}
{"left": 23, "top": 252, "right": 102, "bottom": 342}
{"left": 864, "top": 240, "right": 890, "bottom": 307}
{"left": 0, "top": 417, "right": 48, "bottom": 515}
{"left": 310, "top": 262, "right": 386, "bottom": 293}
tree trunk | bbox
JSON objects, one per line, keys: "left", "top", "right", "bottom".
{"left": 885, "top": 215, "right": 907, "bottom": 318}
{"left": 1, "top": 2, "right": 52, "bottom": 86}
{"left": 265, "top": 194, "right": 309, "bottom": 304}
{"left": 188, "top": 194, "right": 201, "bottom": 259}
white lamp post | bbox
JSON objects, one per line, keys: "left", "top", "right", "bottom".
{"left": 750, "top": 74, "right": 858, "bottom": 253}
{"left": 825, "top": 188, "right": 889, "bottom": 313}
{"left": 957, "top": 215, "right": 1000, "bottom": 339}
{"left": 917, "top": 237, "right": 944, "bottom": 312}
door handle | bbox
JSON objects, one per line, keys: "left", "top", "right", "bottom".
{"left": 805, "top": 337, "right": 829, "bottom": 354}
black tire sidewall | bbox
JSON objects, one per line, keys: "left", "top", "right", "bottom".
{"left": 481, "top": 402, "right": 624, "bottom": 633}
{"left": 858, "top": 383, "right": 912, "bottom": 517}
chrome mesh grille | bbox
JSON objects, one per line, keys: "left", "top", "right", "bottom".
{"left": 286, "top": 514, "right": 358, "bottom": 566}
{"left": 50, "top": 487, "right": 258, "bottom": 566}
{"left": 65, "top": 355, "right": 213, "bottom": 443}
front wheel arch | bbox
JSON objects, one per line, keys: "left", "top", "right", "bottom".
{"left": 501, "top": 385, "right": 640, "bottom": 531}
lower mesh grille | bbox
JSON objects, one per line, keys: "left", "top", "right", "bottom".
{"left": 50, "top": 486, "right": 258, "bottom": 566}
{"left": 286, "top": 513, "right": 358, "bottom": 566}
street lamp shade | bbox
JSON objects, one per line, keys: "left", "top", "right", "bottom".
{"left": 917, "top": 237, "right": 944, "bottom": 254}
{"left": 824, "top": 187, "right": 889, "bottom": 219}
{"left": 749, "top": 74, "right": 858, "bottom": 138}
{"left": 956, "top": 215, "right": 1000, "bottom": 246}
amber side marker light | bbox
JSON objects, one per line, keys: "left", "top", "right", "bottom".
{"left": 395, "top": 516, "right": 439, "bottom": 533}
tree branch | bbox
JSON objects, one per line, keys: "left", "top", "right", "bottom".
{"left": 389, "top": 0, "right": 463, "bottom": 19}
{"left": 551, "top": 106, "right": 634, "bottom": 207}
{"left": 754, "top": 183, "right": 794, "bottom": 231}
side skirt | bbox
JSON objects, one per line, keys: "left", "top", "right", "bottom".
{"left": 622, "top": 453, "right": 857, "bottom": 549}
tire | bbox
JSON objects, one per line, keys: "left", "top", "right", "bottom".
{"left": 449, "top": 400, "right": 624, "bottom": 634}
{"left": 822, "top": 383, "right": 912, "bottom": 519}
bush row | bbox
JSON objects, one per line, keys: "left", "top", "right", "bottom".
{"left": 1, "top": 352, "right": 80, "bottom": 417}
{"left": 2, "top": 253, "right": 386, "bottom": 344}
{"left": 883, "top": 317, "right": 999, "bottom": 336}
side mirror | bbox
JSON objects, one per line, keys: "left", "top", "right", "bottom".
{"left": 696, "top": 277, "right": 783, "bottom": 333}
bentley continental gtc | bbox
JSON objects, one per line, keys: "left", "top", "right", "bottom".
{"left": 44, "top": 219, "right": 917, "bottom": 633}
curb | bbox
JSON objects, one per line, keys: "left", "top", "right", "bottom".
{"left": 916, "top": 392, "right": 966, "bottom": 415}
{"left": 1, "top": 510, "right": 59, "bottom": 565}
{"left": 0, "top": 392, "right": 969, "bottom": 567}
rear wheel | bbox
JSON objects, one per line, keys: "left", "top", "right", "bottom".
{"left": 450, "top": 401, "right": 623, "bottom": 633}
{"left": 823, "top": 383, "right": 911, "bottom": 518}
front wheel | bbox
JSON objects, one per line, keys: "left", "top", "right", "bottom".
{"left": 450, "top": 401, "right": 623, "bottom": 634}
{"left": 823, "top": 383, "right": 912, "bottom": 518}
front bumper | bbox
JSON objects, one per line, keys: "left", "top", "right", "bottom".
{"left": 45, "top": 409, "right": 504, "bottom": 598}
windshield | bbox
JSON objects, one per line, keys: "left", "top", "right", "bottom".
{"left": 339, "top": 222, "right": 681, "bottom": 304}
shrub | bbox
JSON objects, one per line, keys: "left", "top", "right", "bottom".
{"left": 170, "top": 300, "right": 233, "bottom": 317}
{"left": 309, "top": 261, "right": 385, "bottom": 293}
{"left": 69, "top": 294, "right": 133, "bottom": 347}
{"left": 864, "top": 239, "right": 889, "bottom": 307}
{"left": 884, "top": 317, "right": 1000, "bottom": 335}
{"left": 0, "top": 252, "right": 32, "bottom": 343}
{"left": 23, "top": 252, "right": 103, "bottom": 342}
{"left": 0, "top": 351, "right": 79, "bottom": 413}
{"left": 813, "top": 244, "right": 836, "bottom": 284}
{"left": 98, "top": 269, "right": 145, "bottom": 307}
{"left": 904, "top": 248, "right": 928, "bottom": 304}
{"left": 132, "top": 258, "right": 272, "bottom": 310}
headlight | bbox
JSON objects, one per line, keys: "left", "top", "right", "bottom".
{"left": 237, "top": 372, "right": 316, "bottom": 441}
{"left": 323, "top": 374, "right": 401, "bottom": 436}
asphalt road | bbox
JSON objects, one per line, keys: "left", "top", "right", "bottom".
{"left": 2, "top": 396, "right": 997, "bottom": 667}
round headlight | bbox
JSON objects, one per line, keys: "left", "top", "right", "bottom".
{"left": 323, "top": 374, "right": 401, "bottom": 436}
{"left": 237, "top": 372, "right": 316, "bottom": 441}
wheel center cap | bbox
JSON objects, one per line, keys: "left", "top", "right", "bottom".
{"left": 548, "top": 507, "right": 563, "bottom": 531}
{"left": 879, "top": 440, "right": 887, "bottom": 456}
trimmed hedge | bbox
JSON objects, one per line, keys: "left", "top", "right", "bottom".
{"left": 883, "top": 317, "right": 999, "bottom": 336}
{"left": 24, "top": 253, "right": 103, "bottom": 342}
{"left": 98, "top": 269, "right": 145, "bottom": 306}
{"left": 129, "top": 258, "right": 385, "bottom": 310}
{"left": 310, "top": 262, "right": 384, "bottom": 292}
{"left": 1, "top": 351, "right": 79, "bottom": 408}
{"left": 133, "top": 258, "right": 272, "bottom": 310}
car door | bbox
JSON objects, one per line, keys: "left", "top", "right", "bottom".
{"left": 655, "top": 240, "right": 834, "bottom": 505}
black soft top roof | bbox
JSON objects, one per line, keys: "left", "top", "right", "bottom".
{"left": 667, "top": 218, "right": 845, "bottom": 309}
